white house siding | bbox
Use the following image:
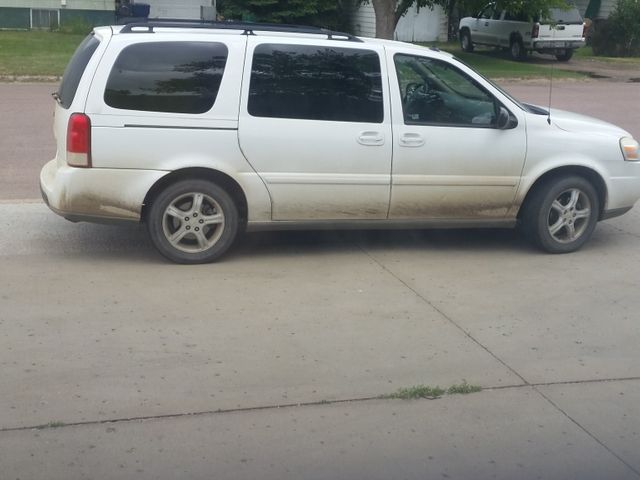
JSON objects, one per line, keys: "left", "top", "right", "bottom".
{"left": 145, "top": 0, "right": 212, "bottom": 20}
{"left": 351, "top": 2, "right": 446, "bottom": 41}
{"left": 0, "top": 0, "right": 112, "bottom": 9}
{"left": 351, "top": 2, "right": 376, "bottom": 38}
{"left": 573, "top": 0, "right": 617, "bottom": 19}
{"left": 395, "top": 4, "right": 446, "bottom": 42}
{"left": 598, "top": 0, "right": 617, "bottom": 18}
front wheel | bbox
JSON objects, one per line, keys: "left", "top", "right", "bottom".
{"left": 147, "top": 179, "right": 239, "bottom": 264}
{"left": 522, "top": 176, "right": 599, "bottom": 254}
{"left": 460, "top": 30, "right": 474, "bottom": 52}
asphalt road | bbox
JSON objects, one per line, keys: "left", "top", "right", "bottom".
{"left": 1, "top": 80, "right": 639, "bottom": 201}
{"left": 1, "top": 80, "right": 640, "bottom": 479}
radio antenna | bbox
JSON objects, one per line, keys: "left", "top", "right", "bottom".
{"left": 547, "top": 58, "right": 554, "bottom": 125}
{"left": 547, "top": 22, "right": 556, "bottom": 125}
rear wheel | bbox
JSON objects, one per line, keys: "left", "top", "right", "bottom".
{"left": 147, "top": 179, "right": 239, "bottom": 264}
{"left": 460, "top": 30, "right": 474, "bottom": 52}
{"left": 555, "top": 50, "right": 574, "bottom": 61}
{"left": 522, "top": 176, "right": 599, "bottom": 253}
{"left": 509, "top": 38, "right": 527, "bottom": 61}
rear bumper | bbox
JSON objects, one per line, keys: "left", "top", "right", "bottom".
{"left": 40, "top": 159, "right": 167, "bottom": 223}
{"left": 532, "top": 39, "right": 585, "bottom": 51}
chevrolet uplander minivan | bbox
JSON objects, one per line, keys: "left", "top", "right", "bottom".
{"left": 41, "top": 21, "right": 640, "bottom": 263}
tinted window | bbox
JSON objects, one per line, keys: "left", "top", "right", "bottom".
{"left": 479, "top": 6, "right": 494, "bottom": 19}
{"left": 104, "top": 42, "right": 228, "bottom": 114}
{"left": 248, "top": 44, "right": 383, "bottom": 123}
{"left": 395, "top": 54, "right": 497, "bottom": 127}
{"left": 505, "top": 11, "right": 530, "bottom": 21}
{"left": 58, "top": 34, "right": 100, "bottom": 109}
{"left": 548, "top": 7, "right": 583, "bottom": 24}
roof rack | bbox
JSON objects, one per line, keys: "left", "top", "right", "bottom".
{"left": 119, "top": 19, "right": 363, "bottom": 42}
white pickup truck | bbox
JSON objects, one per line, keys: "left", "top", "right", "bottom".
{"left": 459, "top": 3, "right": 587, "bottom": 61}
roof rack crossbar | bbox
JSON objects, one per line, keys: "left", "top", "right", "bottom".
{"left": 119, "top": 20, "right": 363, "bottom": 42}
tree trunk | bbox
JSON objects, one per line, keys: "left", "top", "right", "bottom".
{"left": 371, "top": 0, "right": 397, "bottom": 39}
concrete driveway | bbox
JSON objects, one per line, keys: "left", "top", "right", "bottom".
{"left": 1, "top": 80, "right": 639, "bottom": 479}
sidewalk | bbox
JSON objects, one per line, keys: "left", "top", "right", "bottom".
{"left": 2, "top": 383, "right": 638, "bottom": 479}
{"left": 1, "top": 203, "right": 640, "bottom": 479}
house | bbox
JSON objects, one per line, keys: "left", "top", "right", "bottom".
{"left": 0, "top": 0, "right": 214, "bottom": 30}
{"left": 573, "top": 0, "right": 617, "bottom": 19}
{"left": 351, "top": 3, "right": 448, "bottom": 42}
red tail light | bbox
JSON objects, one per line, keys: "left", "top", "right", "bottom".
{"left": 66, "top": 113, "right": 91, "bottom": 167}
{"left": 531, "top": 23, "right": 540, "bottom": 38}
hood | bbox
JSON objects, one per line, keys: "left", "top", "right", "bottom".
{"left": 547, "top": 108, "right": 631, "bottom": 138}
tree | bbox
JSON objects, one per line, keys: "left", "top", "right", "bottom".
{"left": 367, "top": 0, "right": 572, "bottom": 39}
{"left": 371, "top": 0, "right": 440, "bottom": 39}
{"left": 217, "top": 0, "right": 348, "bottom": 30}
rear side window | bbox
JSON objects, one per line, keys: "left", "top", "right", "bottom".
{"left": 248, "top": 44, "right": 383, "bottom": 123}
{"left": 58, "top": 34, "right": 100, "bottom": 109}
{"left": 104, "top": 41, "right": 228, "bottom": 114}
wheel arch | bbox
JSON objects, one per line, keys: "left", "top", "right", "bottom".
{"left": 509, "top": 31, "right": 523, "bottom": 44}
{"left": 142, "top": 168, "right": 249, "bottom": 224}
{"left": 517, "top": 166, "right": 608, "bottom": 220}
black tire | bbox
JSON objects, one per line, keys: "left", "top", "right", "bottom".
{"left": 521, "top": 176, "right": 599, "bottom": 254}
{"left": 460, "top": 30, "right": 474, "bottom": 52}
{"left": 555, "top": 50, "right": 574, "bottom": 62}
{"left": 146, "top": 179, "right": 239, "bottom": 264}
{"left": 509, "top": 37, "right": 527, "bottom": 61}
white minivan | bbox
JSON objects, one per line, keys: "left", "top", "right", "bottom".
{"left": 41, "top": 21, "right": 640, "bottom": 263}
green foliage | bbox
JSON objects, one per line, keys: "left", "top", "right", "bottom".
{"left": 446, "top": 380, "right": 482, "bottom": 395}
{"left": 591, "top": 0, "right": 640, "bottom": 57}
{"left": 492, "top": 0, "right": 570, "bottom": 18}
{"left": 370, "top": 0, "right": 571, "bottom": 23}
{"left": 217, "top": 0, "right": 348, "bottom": 29}
{"left": 383, "top": 384, "right": 447, "bottom": 399}
{"left": 36, "top": 421, "right": 66, "bottom": 429}
{"left": 383, "top": 380, "right": 483, "bottom": 400}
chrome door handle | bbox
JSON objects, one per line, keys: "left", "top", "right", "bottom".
{"left": 357, "top": 131, "right": 385, "bottom": 146}
{"left": 399, "top": 133, "right": 425, "bottom": 147}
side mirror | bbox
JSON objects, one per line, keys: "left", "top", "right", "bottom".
{"left": 497, "top": 106, "right": 517, "bottom": 130}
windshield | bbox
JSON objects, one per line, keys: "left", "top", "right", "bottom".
{"left": 450, "top": 55, "right": 552, "bottom": 115}
{"left": 450, "top": 56, "right": 524, "bottom": 106}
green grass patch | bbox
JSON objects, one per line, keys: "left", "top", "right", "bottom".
{"left": 35, "top": 421, "right": 67, "bottom": 429}
{"left": 383, "top": 381, "right": 482, "bottom": 400}
{"left": 574, "top": 46, "right": 640, "bottom": 64}
{"left": 383, "top": 385, "right": 447, "bottom": 400}
{"left": 0, "top": 31, "right": 85, "bottom": 77}
{"left": 418, "top": 41, "right": 585, "bottom": 79}
{"left": 447, "top": 380, "right": 482, "bottom": 395}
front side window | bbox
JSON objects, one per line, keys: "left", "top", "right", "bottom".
{"left": 104, "top": 41, "right": 228, "bottom": 114}
{"left": 395, "top": 54, "right": 497, "bottom": 127}
{"left": 248, "top": 44, "right": 383, "bottom": 123}
{"left": 479, "top": 5, "right": 495, "bottom": 19}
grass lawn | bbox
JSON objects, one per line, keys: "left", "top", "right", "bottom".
{"left": 0, "top": 31, "right": 85, "bottom": 77}
{"left": 574, "top": 46, "right": 640, "bottom": 65}
{"left": 420, "top": 41, "right": 584, "bottom": 79}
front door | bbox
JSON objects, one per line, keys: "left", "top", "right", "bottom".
{"left": 387, "top": 51, "right": 526, "bottom": 220}
{"left": 238, "top": 39, "right": 393, "bottom": 221}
